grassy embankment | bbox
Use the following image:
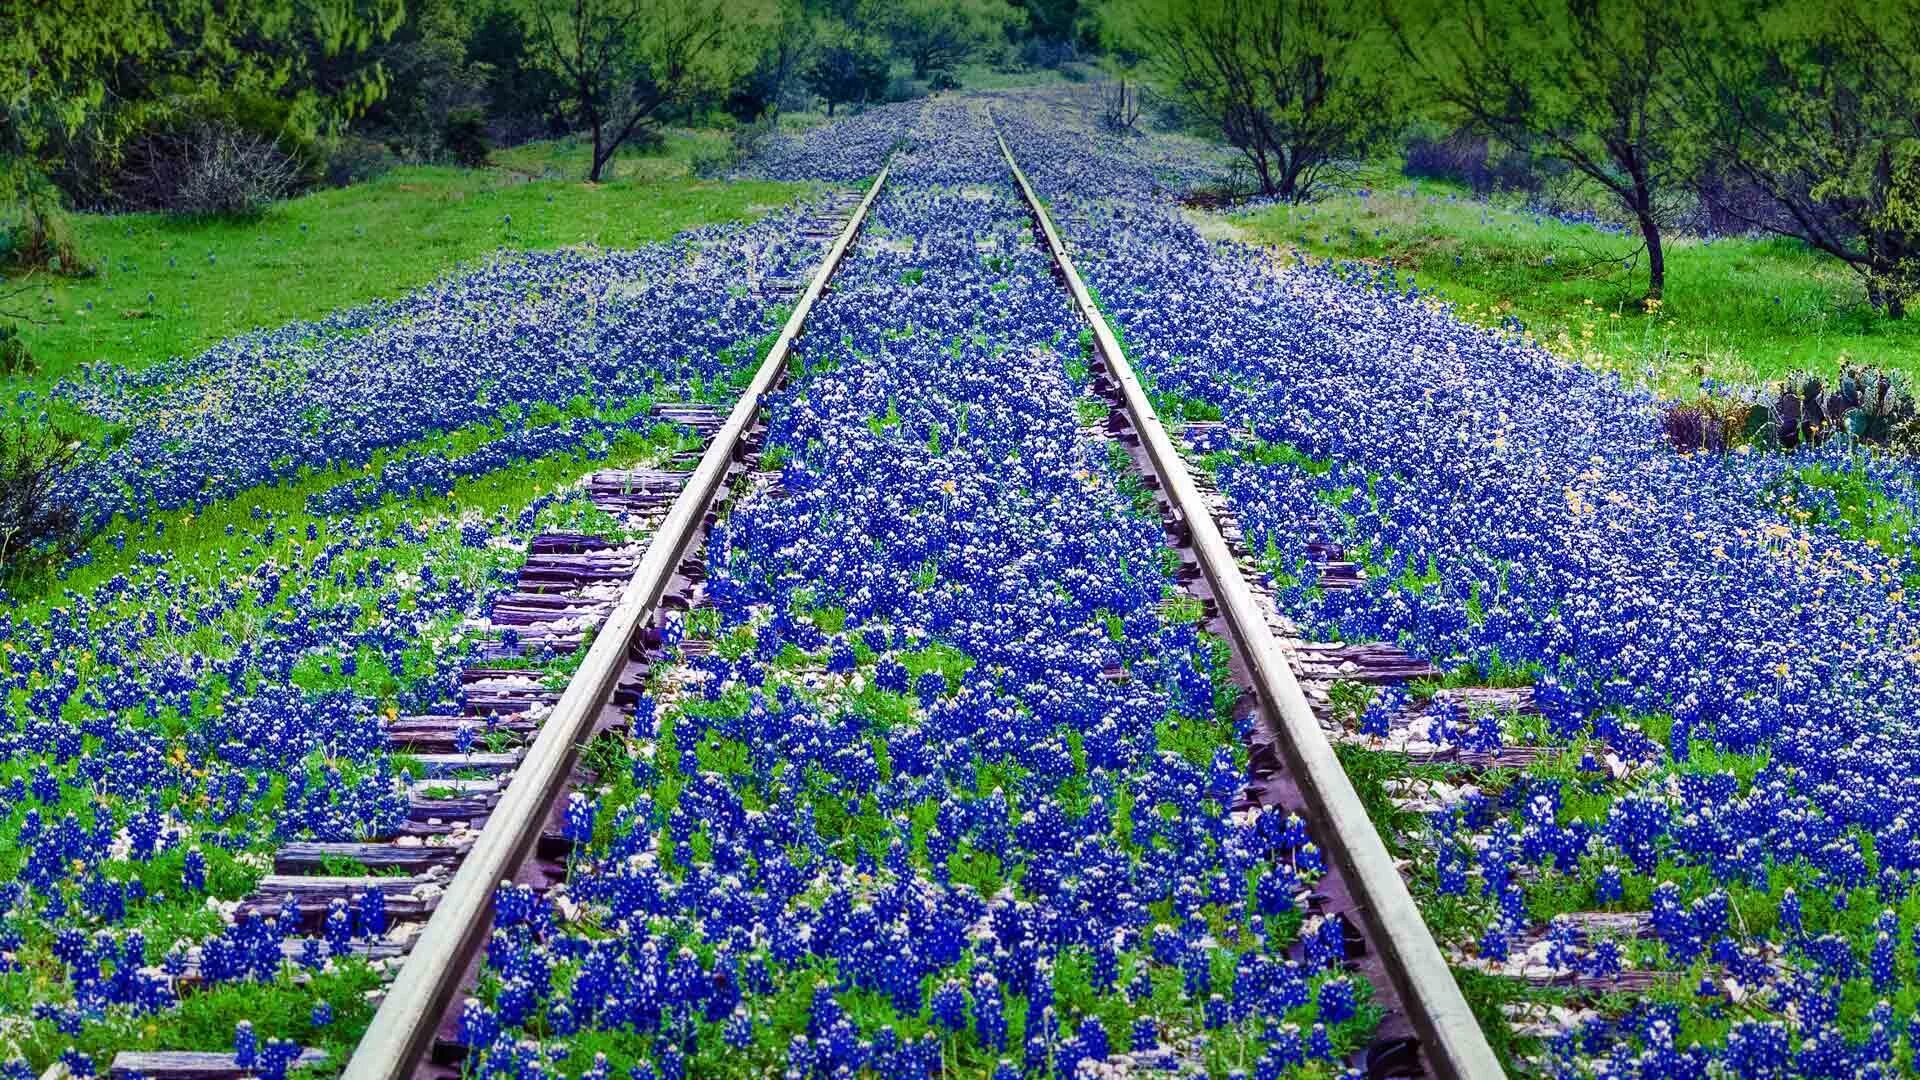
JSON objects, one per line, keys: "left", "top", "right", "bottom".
{"left": 1215, "top": 178, "right": 1920, "bottom": 395}
{"left": 6, "top": 130, "right": 810, "bottom": 398}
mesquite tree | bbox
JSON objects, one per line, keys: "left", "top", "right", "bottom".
{"left": 804, "top": 33, "right": 890, "bottom": 118}
{"left": 1105, "top": 0, "right": 1397, "bottom": 201}
{"left": 1677, "top": 0, "right": 1920, "bottom": 316}
{"left": 529, "top": 0, "right": 769, "bottom": 182}
{"left": 866, "top": 0, "right": 1015, "bottom": 80}
{"left": 1390, "top": 0, "right": 1692, "bottom": 301}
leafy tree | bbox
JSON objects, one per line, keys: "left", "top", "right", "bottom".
{"left": 1017, "top": 0, "right": 1085, "bottom": 43}
{"left": 804, "top": 29, "right": 891, "bottom": 117}
{"left": 354, "top": 0, "right": 493, "bottom": 162}
{"left": 728, "top": 0, "right": 818, "bottom": 122}
{"left": 1390, "top": 0, "right": 1693, "bottom": 300}
{"left": 526, "top": 0, "right": 772, "bottom": 182}
{"left": 1677, "top": 0, "right": 1920, "bottom": 316}
{"left": 1, "top": 0, "right": 402, "bottom": 203}
{"left": 864, "top": 0, "right": 1016, "bottom": 80}
{"left": 468, "top": 3, "right": 571, "bottom": 142}
{"left": 1104, "top": 0, "right": 1397, "bottom": 200}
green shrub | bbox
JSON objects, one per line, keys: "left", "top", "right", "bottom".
{"left": 444, "top": 107, "right": 493, "bottom": 167}
{"left": 2, "top": 183, "right": 92, "bottom": 276}
{"left": 323, "top": 135, "right": 398, "bottom": 188}
{"left": 0, "top": 421, "right": 91, "bottom": 579}
{"left": 0, "top": 323, "right": 33, "bottom": 376}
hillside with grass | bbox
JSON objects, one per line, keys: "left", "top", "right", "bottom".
{"left": 1216, "top": 179, "right": 1920, "bottom": 395}
{"left": 12, "top": 133, "right": 814, "bottom": 391}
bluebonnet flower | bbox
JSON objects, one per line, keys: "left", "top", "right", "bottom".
{"left": 562, "top": 792, "right": 599, "bottom": 845}
{"left": 233, "top": 1021, "right": 257, "bottom": 1070}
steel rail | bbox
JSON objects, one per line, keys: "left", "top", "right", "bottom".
{"left": 340, "top": 163, "right": 892, "bottom": 1080}
{"left": 995, "top": 131, "right": 1506, "bottom": 1080}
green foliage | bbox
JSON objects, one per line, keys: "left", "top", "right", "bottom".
{"left": 0, "top": 322, "right": 30, "bottom": 376}
{"left": 444, "top": 107, "right": 493, "bottom": 167}
{"left": 1102, "top": 0, "right": 1398, "bottom": 200}
{"left": 0, "top": 0, "right": 403, "bottom": 198}
{"left": 467, "top": 2, "right": 572, "bottom": 140}
{"left": 1391, "top": 0, "right": 1695, "bottom": 301}
{"left": 726, "top": 0, "right": 818, "bottom": 122}
{"left": 860, "top": 0, "right": 1017, "bottom": 79}
{"left": 1678, "top": 0, "right": 1920, "bottom": 316}
{"left": 350, "top": 0, "right": 498, "bottom": 163}
{"left": 1, "top": 179, "right": 91, "bottom": 275}
{"left": 1016, "top": 0, "right": 1087, "bottom": 43}
{"left": 803, "top": 27, "right": 893, "bottom": 117}
{"left": 523, "top": 0, "right": 774, "bottom": 181}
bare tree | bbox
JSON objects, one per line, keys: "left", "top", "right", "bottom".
{"left": 529, "top": 0, "right": 766, "bottom": 182}
{"left": 118, "top": 123, "right": 301, "bottom": 218}
{"left": 1097, "top": 78, "right": 1141, "bottom": 134}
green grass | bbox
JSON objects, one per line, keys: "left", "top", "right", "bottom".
{"left": 4, "top": 130, "right": 816, "bottom": 392}
{"left": 1212, "top": 178, "right": 1920, "bottom": 396}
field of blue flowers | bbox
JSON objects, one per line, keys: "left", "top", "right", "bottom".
{"left": 10, "top": 82, "right": 1920, "bottom": 1080}
{"left": 0, "top": 188, "right": 853, "bottom": 1070}
{"left": 452, "top": 100, "right": 1382, "bottom": 1080}
{"left": 991, "top": 90, "right": 1920, "bottom": 1077}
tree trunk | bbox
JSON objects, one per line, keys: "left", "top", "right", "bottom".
{"left": 1627, "top": 169, "right": 1664, "bottom": 300}
{"left": 1866, "top": 229, "right": 1911, "bottom": 318}
{"left": 588, "top": 115, "right": 606, "bottom": 183}
{"left": 1277, "top": 149, "right": 1304, "bottom": 203}
{"left": 1638, "top": 212, "right": 1665, "bottom": 300}
{"left": 1246, "top": 148, "right": 1276, "bottom": 198}
{"left": 1867, "top": 262, "right": 1908, "bottom": 318}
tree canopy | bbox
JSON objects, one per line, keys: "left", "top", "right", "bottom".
{"left": 1, "top": 0, "right": 403, "bottom": 199}
{"left": 525, "top": 0, "right": 773, "bottom": 181}
{"left": 1391, "top": 0, "right": 1694, "bottom": 300}
{"left": 862, "top": 0, "right": 1017, "bottom": 80}
{"left": 1103, "top": 0, "right": 1399, "bottom": 200}
{"left": 1677, "top": 0, "right": 1920, "bottom": 315}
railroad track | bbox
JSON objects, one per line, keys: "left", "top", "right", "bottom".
{"left": 89, "top": 176, "right": 884, "bottom": 1080}
{"left": 113, "top": 142, "right": 1504, "bottom": 1080}
{"left": 336, "top": 169, "right": 891, "bottom": 1080}
{"left": 994, "top": 133, "right": 1505, "bottom": 1080}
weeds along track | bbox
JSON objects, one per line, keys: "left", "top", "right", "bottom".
{"left": 200, "top": 120, "right": 1510, "bottom": 1080}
